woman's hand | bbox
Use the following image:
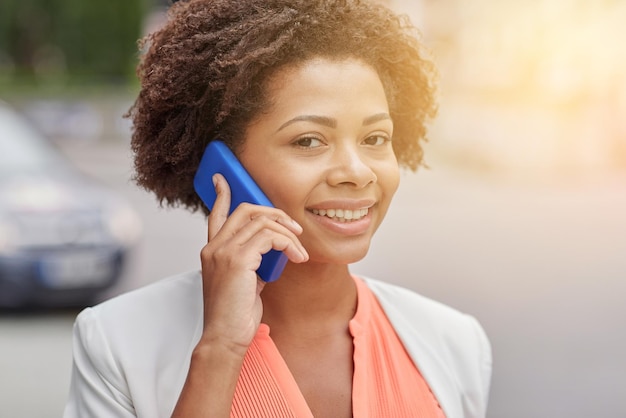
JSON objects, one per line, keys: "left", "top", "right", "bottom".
{"left": 172, "top": 173, "right": 308, "bottom": 418}
{"left": 199, "top": 173, "right": 309, "bottom": 354}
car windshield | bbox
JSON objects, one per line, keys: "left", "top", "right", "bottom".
{"left": 0, "top": 106, "right": 67, "bottom": 177}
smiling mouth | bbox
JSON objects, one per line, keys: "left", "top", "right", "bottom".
{"left": 310, "top": 208, "right": 369, "bottom": 222}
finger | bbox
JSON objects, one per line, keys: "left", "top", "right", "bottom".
{"left": 208, "top": 173, "right": 231, "bottom": 242}
{"left": 241, "top": 229, "right": 309, "bottom": 263}
{"left": 232, "top": 217, "right": 309, "bottom": 262}
{"left": 222, "top": 203, "right": 303, "bottom": 237}
{"left": 223, "top": 211, "right": 306, "bottom": 255}
{"left": 204, "top": 215, "right": 308, "bottom": 274}
{"left": 250, "top": 209, "right": 303, "bottom": 236}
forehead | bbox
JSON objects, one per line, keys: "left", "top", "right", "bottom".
{"left": 262, "top": 57, "right": 387, "bottom": 107}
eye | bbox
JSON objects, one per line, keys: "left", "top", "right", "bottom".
{"left": 293, "top": 136, "right": 324, "bottom": 149}
{"left": 363, "top": 134, "right": 390, "bottom": 146}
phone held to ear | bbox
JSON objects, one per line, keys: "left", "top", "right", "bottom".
{"left": 193, "top": 140, "right": 288, "bottom": 282}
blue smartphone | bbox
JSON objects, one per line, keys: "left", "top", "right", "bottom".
{"left": 193, "top": 140, "right": 288, "bottom": 282}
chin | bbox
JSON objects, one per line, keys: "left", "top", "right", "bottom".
{"left": 309, "top": 244, "right": 371, "bottom": 265}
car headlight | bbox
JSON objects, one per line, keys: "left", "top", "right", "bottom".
{"left": 103, "top": 203, "right": 142, "bottom": 247}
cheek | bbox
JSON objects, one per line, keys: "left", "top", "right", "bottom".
{"left": 254, "top": 170, "right": 308, "bottom": 212}
{"left": 380, "top": 162, "right": 400, "bottom": 200}
{"left": 242, "top": 156, "right": 294, "bottom": 203}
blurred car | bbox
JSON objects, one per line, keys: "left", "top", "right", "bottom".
{"left": 0, "top": 101, "right": 141, "bottom": 309}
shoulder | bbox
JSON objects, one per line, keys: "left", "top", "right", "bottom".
{"left": 76, "top": 269, "right": 203, "bottom": 345}
{"left": 362, "top": 277, "right": 476, "bottom": 332}
{"left": 362, "top": 275, "right": 490, "bottom": 361}
{"left": 89, "top": 270, "right": 202, "bottom": 318}
{"left": 73, "top": 270, "right": 203, "bottom": 375}
{"left": 67, "top": 271, "right": 203, "bottom": 416}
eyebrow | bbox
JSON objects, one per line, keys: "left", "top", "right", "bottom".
{"left": 277, "top": 112, "right": 391, "bottom": 132}
{"left": 363, "top": 112, "right": 392, "bottom": 125}
{"left": 277, "top": 115, "right": 336, "bottom": 131}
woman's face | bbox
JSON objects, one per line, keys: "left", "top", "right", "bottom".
{"left": 238, "top": 57, "right": 400, "bottom": 265}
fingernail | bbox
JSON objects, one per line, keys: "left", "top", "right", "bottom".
{"left": 212, "top": 174, "right": 218, "bottom": 189}
{"left": 291, "top": 219, "right": 303, "bottom": 231}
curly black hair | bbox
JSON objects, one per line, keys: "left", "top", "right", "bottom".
{"left": 127, "top": 0, "right": 438, "bottom": 215}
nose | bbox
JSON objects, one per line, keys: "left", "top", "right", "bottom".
{"left": 326, "top": 144, "right": 377, "bottom": 188}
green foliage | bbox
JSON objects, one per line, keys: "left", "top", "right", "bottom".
{"left": 0, "top": 0, "right": 146, "bottom": 88}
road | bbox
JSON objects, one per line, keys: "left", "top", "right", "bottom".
{"left": 1, "top": 139, "right": 625, "bottom": 418}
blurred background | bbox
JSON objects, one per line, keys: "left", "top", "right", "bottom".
{"left": 0, "top": 0, "right": 624, "bottom": 417}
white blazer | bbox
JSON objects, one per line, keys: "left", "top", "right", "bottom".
{"left": 63, "top": 271, "right": 492, "bottom": 418}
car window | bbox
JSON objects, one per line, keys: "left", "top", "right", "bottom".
{"left": 0, "top": 107, "right": 66, "bottom": 176}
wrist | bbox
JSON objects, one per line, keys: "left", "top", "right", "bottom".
{"left": 193, "top": 332, "right": 250, "bottom": 361}
{"left": 172, "top": 336, "right": 246, "bottom": 418}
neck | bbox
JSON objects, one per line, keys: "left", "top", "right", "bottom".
{"left": 260, "top": 262, "right": 357, "bottom": 332}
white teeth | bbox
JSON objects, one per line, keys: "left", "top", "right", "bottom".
{"left": 311, "top": 207, "right": 369, "bottom": 221}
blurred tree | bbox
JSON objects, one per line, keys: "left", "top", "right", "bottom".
{"left": 0, "top": 0, "right": 146, "bottom": 85}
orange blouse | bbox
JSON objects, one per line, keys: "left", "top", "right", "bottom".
{"left": 230, "top": 277, "right": 446, "bottom": 417}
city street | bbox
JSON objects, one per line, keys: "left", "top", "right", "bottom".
{"left": 1, "top": 139, "right": 625, "bottom": 418}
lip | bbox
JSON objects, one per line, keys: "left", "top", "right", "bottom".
{"left": 306, "top": 199, "right": 376, "bottom": 212}
{"left": 306, "top": 199, "right": 375, "bottom": 236}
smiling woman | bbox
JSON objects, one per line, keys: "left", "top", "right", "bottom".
{"left": 63, "top": 1, "right": 492, "bottom": 417}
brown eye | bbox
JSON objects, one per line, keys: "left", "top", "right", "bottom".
{"left": 363, "top": 135, "right": 389, "bottom": 146}
{"left": 294, "top": 137, "right": 323, "bottom": 148}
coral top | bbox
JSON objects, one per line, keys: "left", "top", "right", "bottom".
{"left": 231, "top": 277, "right": 446, "bottom": 417}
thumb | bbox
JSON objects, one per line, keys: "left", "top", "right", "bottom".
{"left": 207, "top": 173, "right": 231, "bottom": 242}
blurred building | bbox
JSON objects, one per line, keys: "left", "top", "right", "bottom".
{"left": 391, "top": 0, "right": 626, "bottom": 174}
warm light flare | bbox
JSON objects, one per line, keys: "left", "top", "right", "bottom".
{"left": 392, "top": 0, "right": 626, "bottom": 174}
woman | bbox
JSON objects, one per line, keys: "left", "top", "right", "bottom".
{"left": 64, "top": 0, "right": 492, "bottom": 417}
